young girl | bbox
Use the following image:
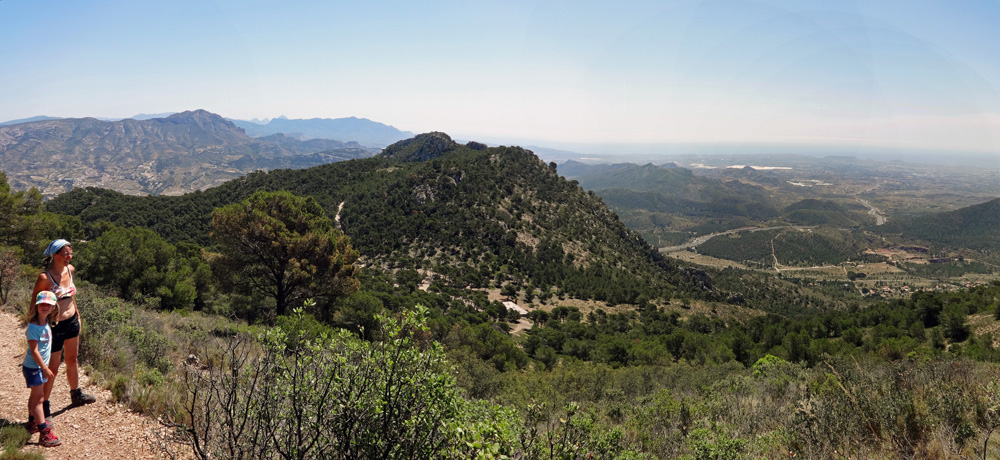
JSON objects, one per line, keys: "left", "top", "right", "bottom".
{"left": 23, "top": 290, "right": 62, "bottom": 447}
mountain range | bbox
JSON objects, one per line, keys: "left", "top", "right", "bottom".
{"left": 229, "top": 116, "right": 413, "bottom": 147}
{"left": 0, "top": 116, "right": 62, "bottom": 126}
{"left": 0, "top": 110, "right": 376, "bottom": 196}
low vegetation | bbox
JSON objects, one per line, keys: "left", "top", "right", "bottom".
{"left": 52, "top": 280, "right": 1000, "bottom": 459}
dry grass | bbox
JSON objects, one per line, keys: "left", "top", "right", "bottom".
{"left": 664, "top": 251, "right": 750, "bottom": 270}
{"left": 660, "top": 299, "right": 766, "bottom": 323}
{"left": 970, "top": 313, "right": 1000, "bottom": 339}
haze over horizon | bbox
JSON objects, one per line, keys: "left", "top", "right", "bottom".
{"left": 2, "top": 0, "right": 999, "bottom": 157}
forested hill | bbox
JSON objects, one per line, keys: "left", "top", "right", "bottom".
{"left": 559, "top": 160, "right": 700, "bottom": 192}
{"left": 877, "top": 197, "right": 1000, "bottom": 253}
{"left": 557, "top": 161, "right": 781, "bottom": 246}
{"left": 781, "top": 199, "right": 867, "bottom": 227}
{"left": 558, "top": 161, "right": 778, "bottom": 214}
{"left": 47, "top": 132, "right": 710, "bottom": 304}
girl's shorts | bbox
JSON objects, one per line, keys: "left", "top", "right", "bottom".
{"left": 22, "top": 365, "right": 47, "bottom": 388}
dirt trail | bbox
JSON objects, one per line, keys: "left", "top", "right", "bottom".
{"left": 0, "top": 311, "right": 181, "bottom": 458}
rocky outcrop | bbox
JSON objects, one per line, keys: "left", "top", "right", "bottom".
{"left": 379, "top": 132, "right": 458, "bottom": 163}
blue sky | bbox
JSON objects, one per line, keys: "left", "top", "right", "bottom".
{"left": 2, "top": 0, "right": 999, "bottom": 154}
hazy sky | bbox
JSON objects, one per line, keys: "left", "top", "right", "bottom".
{"left": 2, "top": 0, "right": 999, "bottom": 154}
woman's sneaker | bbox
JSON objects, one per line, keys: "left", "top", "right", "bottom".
{"left": 38, "top": 422, "right": 61, "bottom": 447}
{"left": 70, "top": 388, "right": 96, "bottom": 406}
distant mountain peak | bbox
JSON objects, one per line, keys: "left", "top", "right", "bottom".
{"left": 168, "top": 109, "right": 229, "bottom": 122}
{"left": 380, "top": 132, "right": 458, "bottom": 162}
{"left": 165, "top": 109, "right": 242, "bottom": 133}
{"left": 129, "top": 112, "right": 176, "bottom": 120}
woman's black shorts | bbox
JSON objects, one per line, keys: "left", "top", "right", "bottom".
{"left": 51, "top": 312, "right": 81, "bottom": 352}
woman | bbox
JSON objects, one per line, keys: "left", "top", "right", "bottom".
{"left": 31, "top": 239, "right": 96, "bottom": 421}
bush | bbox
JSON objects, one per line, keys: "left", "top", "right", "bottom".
{"left": 172, "top": 304, "right": 514, "bottom": 459}
{"left": 77, "top": 292, "right": 178, "bottom": 415}
{"left": 687, "top": 426, "right": 747, "bottom": 460}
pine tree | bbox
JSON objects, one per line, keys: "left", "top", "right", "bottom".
{"left": 211, "top": 191, "right": 359, "bottom": 317}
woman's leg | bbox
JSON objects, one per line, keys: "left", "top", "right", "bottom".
{"left": 61, "top": 336, "right": 80, "bottom": 390}
{"left": 63, "top": 336, "right": 95, "bottom": 405}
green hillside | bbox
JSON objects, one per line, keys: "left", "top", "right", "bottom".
{"left": 781, "top": 199, "right": 867, "bottom": 227}
{"left": 698, "top": 227, "right": 869, "bottom": 269}
{"left": 879, "top": 198, "right": 1000, "bottom": 254}
{"left": 558, "top": 161, "right": 699, "bottom": 192}
{"left": 47, "top": 132, "right": 708, "bottom": 306}
{"left": 559, "top": 162, "right": 782, "bottom": 245}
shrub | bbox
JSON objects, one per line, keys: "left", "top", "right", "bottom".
{"left": 172, "top": 304, "right": 513, "bottom": 459}
{"left": 687, "top": 426, "right": 747, "bottom": 460}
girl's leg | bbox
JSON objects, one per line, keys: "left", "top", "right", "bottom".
{"left": 28, "top": 385, "right": 45, "bottom": 428}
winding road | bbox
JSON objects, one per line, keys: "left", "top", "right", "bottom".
{"left": 658, "top": 225, "right": 815, "bottom": 253}
{"left": 855, "top": 197, "right": 886, "bottom": 225}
